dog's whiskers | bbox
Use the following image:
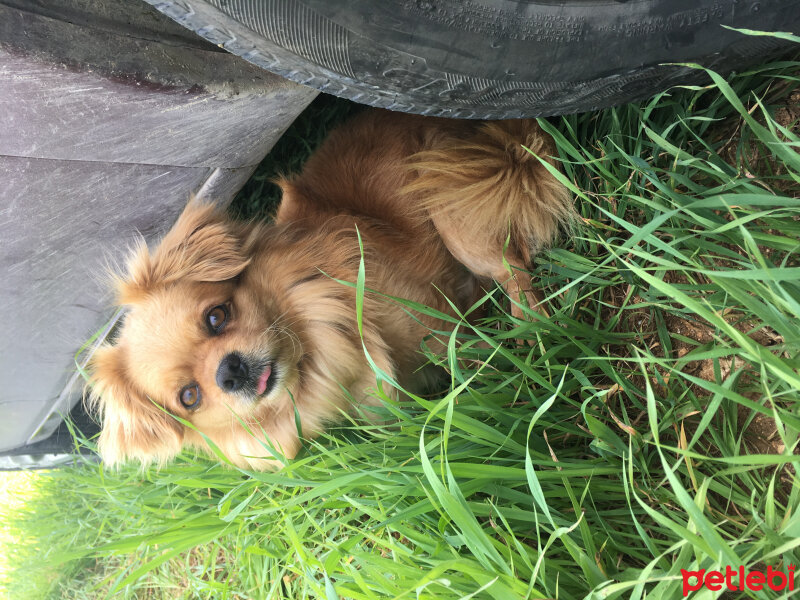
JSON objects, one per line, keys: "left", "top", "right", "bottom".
{"left": 266, "top": 315, "right": 304, "bottom": 358}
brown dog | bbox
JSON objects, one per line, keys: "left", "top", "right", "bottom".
{"left": 88, "top": 109, "right": 573, "bottom": 470}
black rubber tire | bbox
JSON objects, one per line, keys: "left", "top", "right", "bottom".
{"left": 145, "top": 0, "right": 799, "bottom": 118}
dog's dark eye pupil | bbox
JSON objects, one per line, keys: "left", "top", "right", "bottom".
{"left": 179, "top": 384, "right": 200, "bottom": 408}
{"left": 207, "top": 305, "right": 228, "bottom": 332}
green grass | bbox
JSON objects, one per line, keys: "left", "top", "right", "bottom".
{"left": 3, "top": 44, "right": 800, "bottom": 599}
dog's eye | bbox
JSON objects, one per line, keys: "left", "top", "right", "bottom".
{"left": 206, "top": 304, "right": 229, "bottom": 334}
{"left": 179, "top": 384, "right": 201, "bottom": 409}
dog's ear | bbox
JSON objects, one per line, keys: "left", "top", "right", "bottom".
{"left": 117, "top": 201, "right": 251, "bottom": 303}
{"left": 88, "top": 345, "right": 184, "bottom": 467}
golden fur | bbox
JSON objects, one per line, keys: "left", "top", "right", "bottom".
{"left": 88, "top": 109, "right": 573, "bottom": 470}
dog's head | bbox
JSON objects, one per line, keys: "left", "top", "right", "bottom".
{"left": 89, "top": 202, "right": 304, "bottom": 468}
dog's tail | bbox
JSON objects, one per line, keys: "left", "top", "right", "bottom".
{"left": 405, "top": 119, "right": 574, "bottom": 268}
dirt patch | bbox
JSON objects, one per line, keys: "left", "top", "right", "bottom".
{"left": 739, "top": 405, "right": 784, "bottom": 455}
{"left": 594, "top": 267, "right": 789, "bottom": 460}
{"left": 715, "top": 81, "right": 800, "bottom": 195}
{"left": 775, "top": 89, "right": 800, "bottom": 131}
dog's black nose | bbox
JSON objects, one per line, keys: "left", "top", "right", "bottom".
{"left": 216, "top": 353, "right": 249, "bottom": 393}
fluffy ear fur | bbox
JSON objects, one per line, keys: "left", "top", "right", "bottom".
{"left": 115, "top": 201, "right": 251, "bottom": 304}
{"left": 87, "top": 345, "right": 183, "bottom": 467}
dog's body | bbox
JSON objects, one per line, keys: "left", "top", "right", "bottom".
{"left": 90, "top": 109, "right": 572, "bottom": 470}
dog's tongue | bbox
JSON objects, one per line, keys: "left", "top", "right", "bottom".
{"left": 256, "top": 365, "right": 272, "bottom": 396}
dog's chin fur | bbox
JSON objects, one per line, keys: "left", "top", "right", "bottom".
{"left": 88, "top": 108, "right": 574, "bottom": 471}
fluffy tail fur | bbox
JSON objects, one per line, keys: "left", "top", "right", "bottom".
{"left": 407, "top": 119, "right": 573, "bottom": 270}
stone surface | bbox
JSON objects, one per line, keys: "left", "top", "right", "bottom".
{"left": 0, "top": 0, "right": 318, "bottom": 453}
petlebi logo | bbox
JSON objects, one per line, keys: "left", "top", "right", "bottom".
{"left": 682, "top": 565, "right": 796, "bottom": 596}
